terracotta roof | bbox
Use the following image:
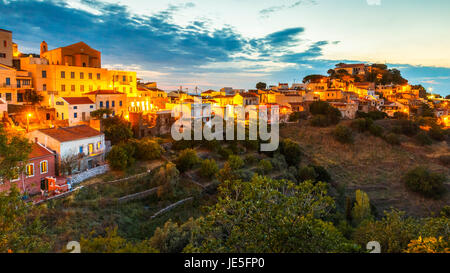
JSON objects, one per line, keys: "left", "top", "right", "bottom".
{"left": 336, "top": 63, "right": 365, "bottom": 68}
{"left": 38, "top": 125, "right": 102, "bottom": 142}
{"left": 0, "top": 28, "right": 12, "bottom": 33}
{"left": 84, "top": 90, "right": 124, "bottom": 95}
{"left": 61, "top": 97, "right": 94, "bottom": 105}
{"left": 29, "top": 143, "right": 54, "bottom": 159}
{"left": 240, "top": 93, "right": 258, "bottom": 98}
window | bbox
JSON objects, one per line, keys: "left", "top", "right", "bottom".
{"left": 80, "top": 72, "right": 84, "bottom": 79}
{"left": 71, "top": 72, "right": 75, "bottom": 79}
{"left": 97, "top": 73, "right": 101, "bottom": 80}
{"left": 40, "top": 161, "right": 48, "bottom": 174}
{"left": 89, "top": 85, "right": 93, "bottom": 91}
{"left": 80, "top": 85, "right": 84, "bottom": 92}
{"left": 112, "top": 101, "right": 115, "bottom": 107}
{"left": 90, "top": 105, "right": 94, "bottom": 109}
{"left": 5, "top": 77, "right": 10, "bottom": 86}
{"left": 119, "top": 101, "right": 122, "bottom": 107}
{"left": 5, "top": 93, "right": 11, "bottom": 101}
{"left": 0, "top": 53, "right": 6, "bottom": 58}
{"left": 89, "top": 73, "right": 92, "bottom": 79}
{"left": 79, "top": 146, "right": 83, "bottom": 154}
{"left": 73, "top": 106, "right": 78, "bottom": 110}
{"left": 88, "top": 144, "right": 94, "bottom": 155}
{"left": 74, "top": 112, "right": 77, "bottom": 118}
{"left": 61, "top": 85, "right": 66, "bottom": 92}
{"left": 11, "top": 168, "right": 19, "bottom": 182}
{"left": 123, "top": 76, "right": 126, "bottom": 82}
{"left": 71, "top": 85, "right": 75, "bottom": 92}
{"left": 3, "top": 40, "right": 6, "bottom": 47}
{"left": 42, "top": 70, "right": 47, "bottom": 78}
{"left": 43, "top": 84, "right": 47, "bottom": 91}
{"left": 97, "top": 142, "right": 101, "bottom": 150}
{"left": 26, "top": 163, "right": 34, "bottom": 177}
{"left": 61, "top": 71, "right": 66, "bottom": 78}
{"left": 100, "top": 101, "right": 103, "bottom": 108}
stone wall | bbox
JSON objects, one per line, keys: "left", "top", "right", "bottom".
{"left": 68, "top": 164, "right": 109, "bottom": 185}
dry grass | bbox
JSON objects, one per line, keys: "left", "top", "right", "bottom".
{"left": 281, "top": 122, "right": 450, "bottom": 217}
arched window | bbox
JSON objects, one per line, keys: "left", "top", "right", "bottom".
{"left": 83, "top": 62, "right": 86, "bottom": 67}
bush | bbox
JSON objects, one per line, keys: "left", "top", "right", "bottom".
{"left": 367, "top": 111, "right": 388, "bottom": 120}
{"left": 384, "top": 133, "right": 401, "bottom": 145}
{"left": 297, "top": 166, "right": 316, "bottom": 182}
{"left": 428, "top": 127, "right": 446, "bottom": 141}
{"left": 311, "top": 165, "right": 332, "bottom": 183}
{"left": 227, "top": 155, "right": 244, "bottom": 170}
{"left": 258, "top": 159, "right": 273, "bottom": 175}
{"left": 289, "top": 112, "right": 307, "bottom": 122}
{"left": 369, "top": 124, "right": 384, "bottom": 137}
{"left": 309, "top": 101, "right": 342, "bottom": 126}
{"left": 107, "top": 144, "right": 134, "bottom": 171}
{"left": 351, "top": 118, "right": 373, "bottom": 133}
{"left": 200, "top": 159, "right": 219, "bottom": 179}
{"left": 415, "top": 131, "right": 433, "bottom": 146}
{"left": 270, "top": 153, "right": 288, "bottom": 170}
{"left": 393, "top": 112, "right": 409, "bottom": 120}
{"left": 403, "top": 167, "right": 446, "bottom": 199}
{"left": 218, "top": 147, "right": 233, "bottom": 159}
{"left": 397, "top": 120, "right": 419, "bottom": 136}
{"left": 280, "top": 139, "right": 302, "bottom": 166}
{"left": 175, "top": 149, "right": 200, "bottom": 172}
{"left": 333, "top": 125, "right": 354, "bottom": 144}
{"left": 130, "top": 138, "right": 163, "bottom": 160}
{"left": 244, "top": 154, "right": 258, "bottom": 165}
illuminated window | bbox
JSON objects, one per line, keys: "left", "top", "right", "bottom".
{"left": 71, "top": 72, "right": 75, "bottom": 79}
{"left": 11, "top": 168, "right": 20, "bottom": 181}
{"left": 97, "top": 73, "right": 100, "bottom": 80}
{"left": 88, "top": 144, "right": 94, "bottom": 155}
{"left": 61, "top": 85, "right": 66, "bottom": 92}
{"left": 89, "top": 73, "right": 92, "bottom": 79}
{"left": 97, "top": 142, "right": 101, "bottom": 150}
{"left": 71, "top": 85, "right": 75, "bottom": 92}
{"left": 40, "top": 161, "right": 48, "bottom": 174}
{"left": 80, "top": 85, "right": 84, "bottom": 92}
{"left": 26, "top": 163, "right": 34, "bottom": 177}
{"left": 80, "top": 72, "right": 84, "bottom": 79}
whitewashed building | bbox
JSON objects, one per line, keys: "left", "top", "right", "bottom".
{"left": 55, "top": 97, "right": 96, "bottom": 126}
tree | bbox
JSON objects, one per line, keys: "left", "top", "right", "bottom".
{"left": 103, "top": 116, "right": 133, "bottom": 145}
{"left": 107, "top": 144, "right": 135, "bottom": 171}
{"left": 0, "top": 187, "right": 51, "bottom": 253}
{"left": 257, "top": 159, "right": 273, "bottom": 175}
{"left": 149, "top": 218, "right": 198, "bottom": 253}
{"left": 302, "top": 74, "right": 327, "bottom": 84}
{"left": 175, "top": 149, "right": 200, "bottom": 173}
{"left": 200, "top": 159, "right": 219, "bottom": 179}
{"left": 90, "top": 108, "right": 113, "bottom": 119}
{"left": 279, "top": 139, "right": 302, "bottom": 166}
{"left": 23, "top": 90, "right": 43, "bottom": 105}
{"left": 256, "top": 82, "right": 267, "bottom": 90}
{"left": 333, "top": 125, "right": 354, "bottom": 144}
{"left": 351, "top": 190, "right": 372, "bottom": 225}
{"left": 227, "top": 155, "right": 244, "bottom": 170}
{"left": 130, "top": 138, "right": 163, "bottom": 160}
{"left": 309, "top": 101, "right": 342, "bottom": 126}
{"left": 403, "top": 167, "right": 446, "bottom": 199}
{"left": 185, "top": 176, "right": 355, "bottom": 253}
{"left": 0, "top": 125, "right": 32, "bottom": 180}
{"left": 155, "top": 162, "right": 180, "bottom": 198}
{"left": 60, "top": 154, "right": 80, "bottom": 175}
{"left": 404, "top": 236, "right": 450, "bottom": 253}
{"left": 80, "top": 227, "right": 157, "bottom": 253}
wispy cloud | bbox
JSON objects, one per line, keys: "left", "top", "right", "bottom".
{"left": 259, "top": 0, "right": 317, "bottom": 16}
{"left": 366, "top": 0, "right": 381, "bottom": 6}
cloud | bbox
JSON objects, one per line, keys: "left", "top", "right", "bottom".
{"left": 259, "top": 0, "right": 317, "bottom": 16}
{"left": 366, "top": 0, "right": 381, "bottom": 6}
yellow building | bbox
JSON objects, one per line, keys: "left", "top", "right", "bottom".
{"left": 19, "top": 41, "right": 138, "bottom": 106}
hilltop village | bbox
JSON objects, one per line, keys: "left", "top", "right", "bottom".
{"left": 1, "top": 27, "right": 449, "bottom": 254}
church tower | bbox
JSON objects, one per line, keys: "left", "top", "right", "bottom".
{"left": 40, "top": 41, "right": 48, "bottom": 57}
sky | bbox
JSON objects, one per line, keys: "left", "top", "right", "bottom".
{"left": 1, "top": 0, "right": 450, "bottom": 95}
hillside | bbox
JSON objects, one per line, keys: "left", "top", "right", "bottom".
{"left": 280, "top": 122, "right": 450, "bottom": 217}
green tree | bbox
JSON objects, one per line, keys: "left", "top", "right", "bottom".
{"left": 103, "top": 116, "right": 133, "bottom": 145}
{"left": 23, "top": 90, "right": 43, "bottom": 105}
{"left": 333, "top": 125, "right": 354, "bottom": 144}
{"left": 149, "top": 218, "right": 198, "bottom": 253}
{"left": 0, "top": 187, "right": 51, "bottom": 253}
{"left": 200, "top": 159, "right": 219, "bottom": 179}
{"left": 107, "top": 144, "right": 135, "bottom": 171}
{"left": 175, "top": 149, "right": 200, "bottom": 173}
{"left": 90, "top": 108, "right": 113, "bottom": 119}
{"left": 257, "top": 159, "right": 273, "bottom": 175}
{"left": 80, "top": 227, "right": 157, "bottom": 253}
{"left": 130, "top": 138, "right": 163, "bottom": 160}
{"left": 351, "top": 190, "right": 373, "bottom": 225}
{"left": 155, "top": 162, "right": 181, "bottom": 198}
{"left": 0, "top": 125, "right": 32, "bottom": 180}
{"left": 256, "top": 82, "right": 267, "bottom": 90}
{"left": 403, "top": 166, "right": 446, "bottom": 199}
{"left": 227, "top": 155, "right": 244, "bottom": 170}
{"left": 185, "top": 176, "right": 355, "bottom": 253}
{"left": 279, "top": 139, "right": 302, "bottom": 166}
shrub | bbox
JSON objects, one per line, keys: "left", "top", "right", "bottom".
{"left": 297, "top": 166, "right": 316, "bottom": 182}
{"left": 107, "top": 144, "right": 134, "bottom": 171}
{"left": 351, "top": 118, "right": 373, "bottom": 133}
{"left": 200, "top": 159, "right": 219, "bottom": 179}
{"left": 403, "top": 167, "right": 446, "bottom": 199}
{"left": 311, "top": 165, "right": 332, "bottom": 183}
{"left": 415, "top": 131, "right": 433, "bottom": 146}
{"left": 289, "top": 112, "right": 307, "bottom": 122}
{"left": 369, "top": 124, "right": 384, "bottom": 137}
{"left": 367, "top": 111, "right": 388, "bottom": 120}
{"left": 175, "top": 149, "right": 200, "bottom": 173}
{"left": 393, "top": 112, "right": 409, "bottom": 120}
{"left": 384, "top": 133, "right": 401, "bottom": 145}
{"left": 244, "top": 154, "right": 258, "bottom": 165}
{"left": 280, "top": 139, "right": 302, "bottom": 166}
{"left": 333, "top": 125, "right": 354, "bottom": 144}
{"left": 310, "top": 114, "right": 329, "bottom": 127}
{"left": 428, "top": 126, "right": 446, "bottom": 141}
{"left": 227, "top": 155, "right": 244, "bottom": 170}
{"left": 397, "top": 120, "right": 419, "bottom": 136}
{"left": 270, "top": 153, "right": 288, "bottom": 170}
{"left": 258, "top": 159, "right": 273, "bottom": 175}
{"left": 130, "top": 138, "right": 163, "bottom": 160}
{"left": 218, "top": 147, "right": 233, "bottom": 159}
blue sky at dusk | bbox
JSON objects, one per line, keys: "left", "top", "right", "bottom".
{"left": 1, "top": 0, "right": 449, "bottom": 95}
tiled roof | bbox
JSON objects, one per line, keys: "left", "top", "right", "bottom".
{"left": 240, "top": 92, "right": 258, "bottom": 98}
{"left": 38, "top": 125, "right": 102, "bottom": 142}
{"left": 84, "top": 90, "right": 124, "bottom": 95}
{"left": 29, "top": 143, "right": 54, "bottom": 159}
{"left": 61, "top": 97, "right": 94, "bottom": 105}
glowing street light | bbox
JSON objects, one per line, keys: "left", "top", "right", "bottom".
{"left": 26, "top": 113, "right": 32, "bottom": 132}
